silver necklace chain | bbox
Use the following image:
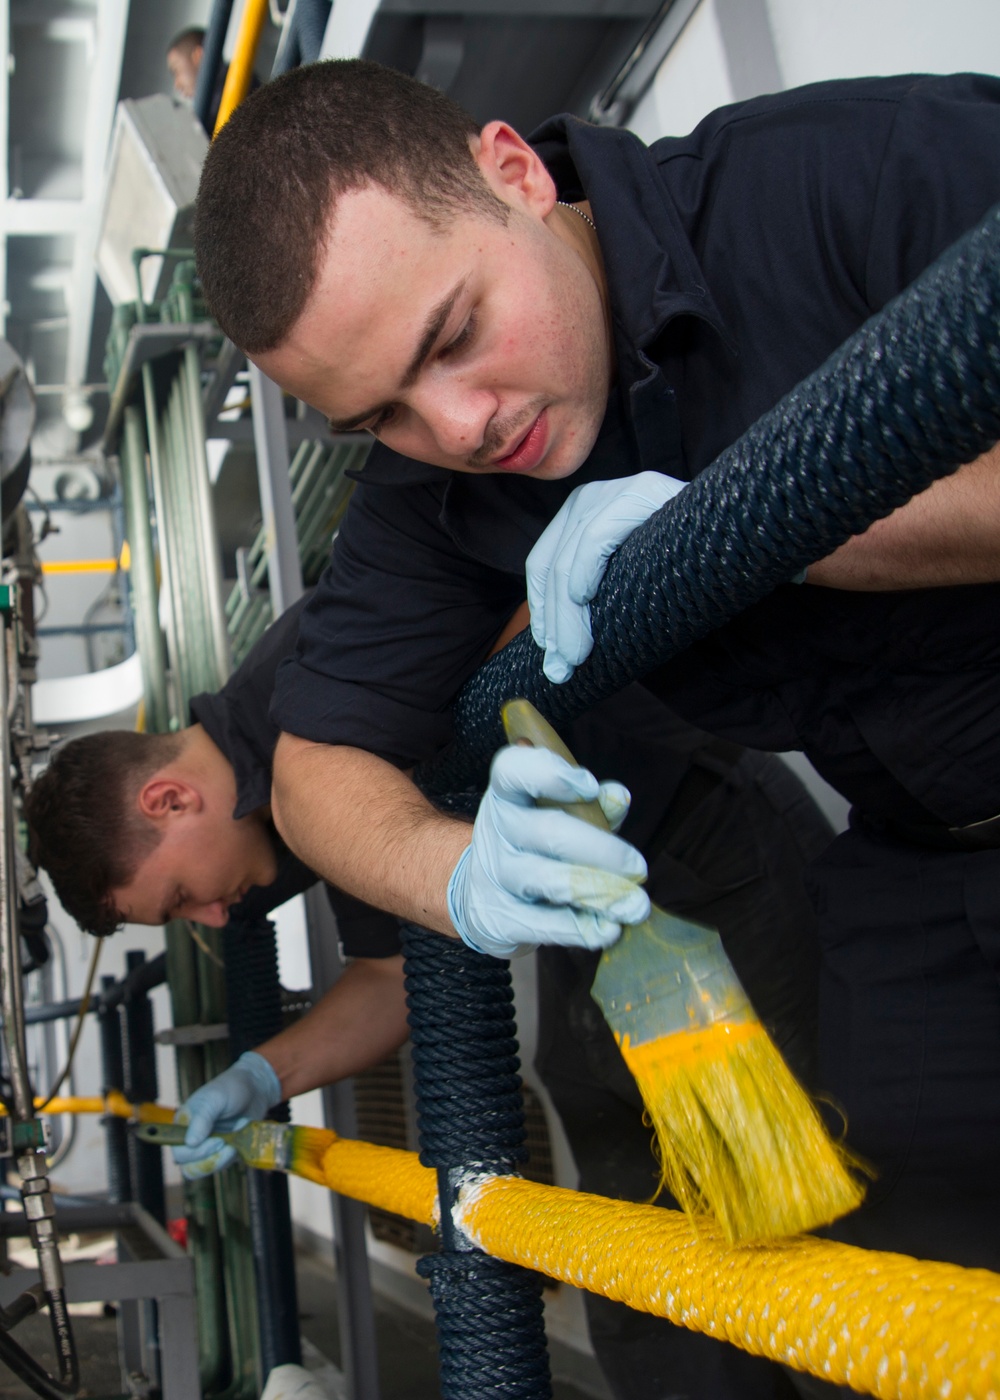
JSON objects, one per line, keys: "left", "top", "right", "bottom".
{"left": 557, "top": 200, "right": 597, "bottom": 233}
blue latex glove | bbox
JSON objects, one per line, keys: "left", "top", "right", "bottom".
{"left": 173, "top": 1050, "right": 282, "bottom": 1179}
{"left": 526, "top": 471, "right": 687, "bottom": 683}
{"left": 446, "top": 745, "right": 650, "bottom": 958}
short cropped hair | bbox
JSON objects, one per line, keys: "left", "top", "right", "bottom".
{"left": 195, "top": 59, "right": 508, "bottom": 354}
{"left": 25, "top": 730, "right": 184, "bottom": 937}
{"left": 168, "top": 26, "right": 205, "bottom": 57}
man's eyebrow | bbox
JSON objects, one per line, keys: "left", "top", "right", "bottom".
{"left": 326, "top": 279, "right": 468, "bottom": 433}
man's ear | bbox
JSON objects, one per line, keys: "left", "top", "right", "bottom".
{"left": 472, "top": 122, "right": 557, "bottom": 218}
{"left": 137, "top": 777, "right": 203, "bottom": 823}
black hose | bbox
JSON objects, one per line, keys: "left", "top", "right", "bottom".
{"left": 0, "top": 1290, "right": 78, "bottom": 1399}
{"left": 0, "top": 1284, "right": 42, "bottom": 1330}
{"left": 418, "top": 198, "right": 1000, "bottom": 796}
{"left": 45, "top": 1288, "right": 78, "bottom": 1394}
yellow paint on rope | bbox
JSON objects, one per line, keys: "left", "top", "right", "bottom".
{"left": 318, "top": 1137, "right": 438, "bottom": 1226}
{"left": 22, "top": 1095, "right": 1000, "bottom": 1398}
{"left": 458, "top": 1175, "right": 1000, "bottom": 1399}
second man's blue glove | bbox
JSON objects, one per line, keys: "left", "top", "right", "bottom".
{"left": 446, "top": 744, "right": 651, "bottom": 958}
{"left": 173, "top": 1050, "right": 282, "bottom": 1179}
{"left": 526, "top": 471, "right": 687, "bottom": 684}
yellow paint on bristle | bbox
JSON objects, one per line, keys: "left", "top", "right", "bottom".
{"left": 131, "top": 1098, "right": 176, "bottom": 1124}
{"left": 287, "top": 1126, "right": 340, "bottom": 1186}
{"left": 618, "top": 1020, "right": 867, "bottom": 1244}
{"left": 100, "top": 1091, "right": 175, "bottom": 1123}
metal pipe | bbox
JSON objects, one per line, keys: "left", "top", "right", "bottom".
{"left": 175, "top": 266, "right": 231, "bottom": 689}
{"left": 1, "top": 619, "right": 32, "bottom": 1123}
{"left": 249, "top": 363, "right": 304, "bottom": 615}
{"left": 0, "top": 598, "right": 78, "bottom": 1393}
{"left": 194, "top": 0, "right": 236, "bottom": 134}
{"left": 303, "top": 886, "right": 382, "bottom": 1400}
{"left": 120, "top": 406, "right": 170, "bottom": 732}
{"left": 140, "top": 361, "right": 182, "bottom": 716}
{"left": 164, "top": 919, "right": 233, "bottom": 1395}
{"left": 98, "top": 976, "right": 132, "bottom": 1205}
{"left": 156, "top": 379, "right": 191, "bottom": 708}
{"left": 123, "top": 952, "right": 167, "bottom": 1228}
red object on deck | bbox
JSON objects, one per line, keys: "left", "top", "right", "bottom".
{"left": 167, "top": 1217, "right": 188, "bottom": 1250}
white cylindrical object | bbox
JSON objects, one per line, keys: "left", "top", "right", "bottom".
{"left": 261, "top": 1364, "right": 337, "bottom": 1400}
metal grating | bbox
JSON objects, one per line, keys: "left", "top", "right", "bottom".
{"left": 225, "top": 437, "right": 368, "bottom": 665}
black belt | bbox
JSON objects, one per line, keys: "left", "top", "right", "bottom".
{"left": 880, "top": 810, "right": 1000, "bottom": 852}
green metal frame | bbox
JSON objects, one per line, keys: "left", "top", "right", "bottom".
{"left": 107, "top": 246, "right": 371, "bottom": 1396}
{"left": 225, "top": 436, "right": 366, "bottom": 664}
{"left": 108, "top": 254, "right": 252, "bottom": 1398}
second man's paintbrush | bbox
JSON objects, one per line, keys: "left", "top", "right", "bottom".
{"left": 135, "top": 1118, "right": 335, "bottom": 1183}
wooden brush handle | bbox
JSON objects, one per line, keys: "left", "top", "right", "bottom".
{"left": 501, "top": 699, "right": 613, "bottom": 834}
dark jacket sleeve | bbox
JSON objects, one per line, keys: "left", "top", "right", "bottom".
{"left": 270, "top": 477, "right": 524, "bottom": 766}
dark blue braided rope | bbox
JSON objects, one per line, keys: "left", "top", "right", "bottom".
{"left": 401, "top": 924, "right": 550, "bottom": 1397}
{"left": 416, "top": 1252, "right": 550, "bottom": 1399}
{"left": 402, "top": 924, "right": 528, "bottom": 1174}
{"left": 418, "top": 199, "right": 1000, "bottom": 796}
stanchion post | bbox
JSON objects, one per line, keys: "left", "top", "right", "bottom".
{"left": 98, "top": 974, "right": 132, "bottom": 1204}
{"left": 223, "top": 918, "right": 303, "bottom": 1376}
{"left": 401, "top": 923, "right": 552, "bottom": 1399}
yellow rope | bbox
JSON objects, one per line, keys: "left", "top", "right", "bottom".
{"left": 23, "top": 1097, "right": 1000, "bottom": 1397}
{"left": 319, "top": 1137, "right": 438, "bottom": 1226}
{"left": 458, "top": 1175, "right": 1000, "bottom": 1399}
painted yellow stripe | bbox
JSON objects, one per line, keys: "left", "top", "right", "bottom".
{"left": 40, "top": 559, "right": 119, "bottom": 575}
{"left": 213, "top": 0, "right": 269, "bottom": 136}
{"left": 40, "top": 541, "right": 131, "bottom": 574}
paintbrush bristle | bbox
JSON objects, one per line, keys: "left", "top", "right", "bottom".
{"left": 286, "top": 1125, "right": 338, "bottom": 1185}
{"left": 619, "top": 1021, "right": 867, "bottom": 1243}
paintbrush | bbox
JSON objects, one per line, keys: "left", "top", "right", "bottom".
{"left": 134, "top": 1119, "right": 335, "bottom": 1185}
{"left": 502, "top": 699, "right": 866, "bottom": 1243}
